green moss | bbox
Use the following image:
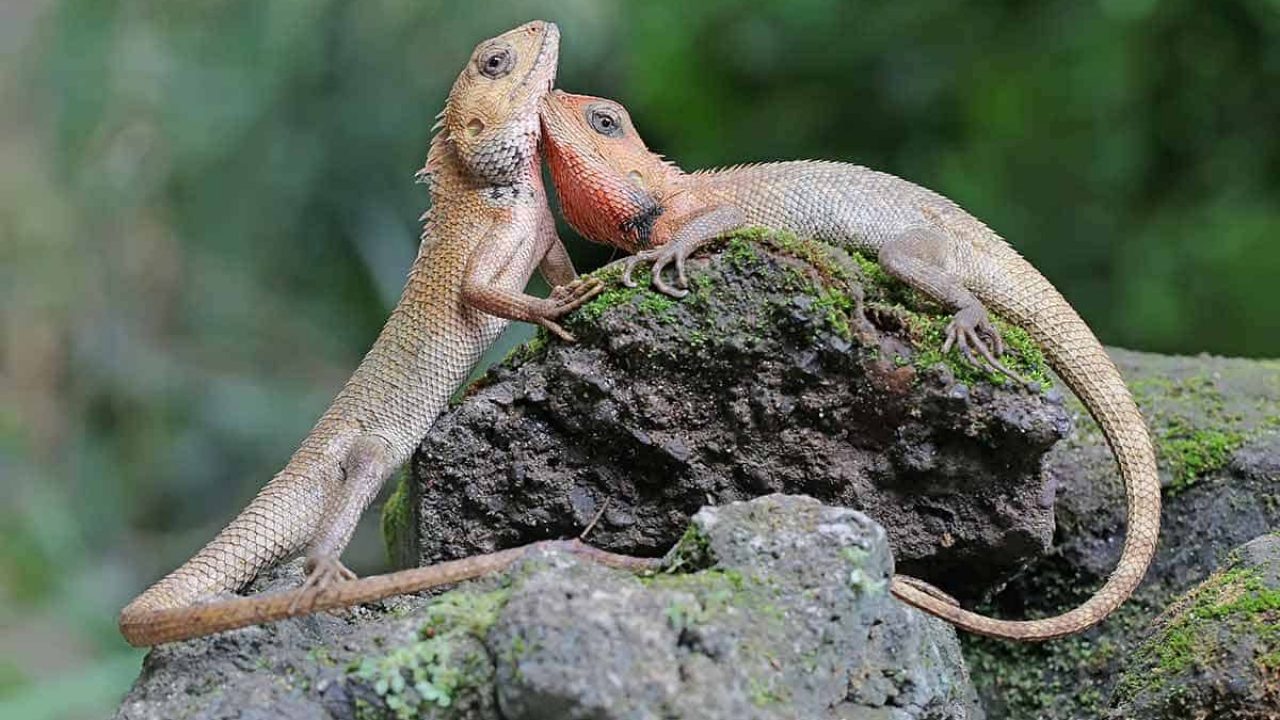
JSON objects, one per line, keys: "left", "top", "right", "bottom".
{"left": 504, "top": 329, "right": 550, "bottom": 364}
{"left": 1162, "top": 424, "right": 1245, "bottom": 495}
{"left": 561, "top": 228, "right": 1054, "bottom": 389}
{"left": 573, "top": 283, "right": 645, "bottom": 325}
{"left": 749, "top": 677, "right": 785, "bottom": 707}
{"left": 380, "top": 471, "right": 415, "bottom": 569}
{"left": 961, "top": 599, "right": 1152, "bottom": 718}
{"left": 1127, "top": 375, "right": 1253, "bottom": 495}
{"left": 896, "top": 306, "right": 1053, "bottom": 389}
{"left": 636, "top": 292, "right": 677, "bottom": 318}
{"left": 420, "top": 587, "right": 511, "bottom": 637}
{"left": 665, "top": 523, "right": 716, "bottom": 573}
{"left": 348, "top": 587, "right": 510, "bottom": 719}
{"left": 1112, "top": 562, "right": 1280, "bottom": 703}
{"left": 725, "top": 233, "right": 765, "bottom": 268}
{"left": 811, "top": 287, "right": 857, "bottom": 339}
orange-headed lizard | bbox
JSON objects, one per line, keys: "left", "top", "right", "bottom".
{"left": 116, "top": 22, "right": 639, "bottom": 646}
{"left": 538, "top": 90, "right": 1160, "bottom": 641}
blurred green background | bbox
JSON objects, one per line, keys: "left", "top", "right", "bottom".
{"left": 1, "top": 0, "right": 1277, "bottom": 716}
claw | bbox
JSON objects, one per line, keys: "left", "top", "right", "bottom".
{"left": 539, "top": 319, "right": 575, "bottom": 342}
{"left": 644, "top": 248, "right": 689, "bottom": 298}
{"left": 539, "top": 278, "right": 604, "bottom": 344}
{"left": 942, "top": 306, "right": 1027, "bottom": 385}
{"left": 620, "top": 256, "right": 644, "bottom": 288}
{"left": 289, "top": 555, "right": 357, "bottom": 614}
{"left": 650, "top": 266, "right": 688, "bottom": 298}
{"left": 673, "top": 250, "right": 690, "bottom": 291}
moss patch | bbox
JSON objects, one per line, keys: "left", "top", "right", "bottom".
{"left": 1111, "top": 558, "right": 1280, "bottom": 704}
{"left": 348, "top": 587, "right": 510, "bottom": 719}
{"left": 380, "top": 471, "right": 415, "bottom": 569}
{"left": 1126, "top": 374, "right": 1253, "bottom": 495}
{"left": 553, "top": 229, "right": 1054, "bottom": 389}
{"left": 961, "top": 599, "right": 1150, "bottom": 718}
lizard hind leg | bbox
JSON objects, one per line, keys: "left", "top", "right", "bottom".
{"left": 878, "top": 227, "right": 1025, "bottom": 384}
{"left": 288, "top": 434, "right": 396, "bottom": 612}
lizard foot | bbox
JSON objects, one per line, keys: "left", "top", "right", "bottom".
{"left": 538, "top": 277, "right": 605, "bottom": 342}
{"left": 620, "top": 245, "right": 697, "bottom": 298}
{"left": 894, "top": 575, "right": 961, "bottom": 607}
{"left": 288, "top": 555, "right": 358, "bottom": 614}
{"left": 942, "top": 305, "right": 1026, "bottom": 384}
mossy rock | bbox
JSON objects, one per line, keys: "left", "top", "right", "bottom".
{"left": 962, "top": 351, "right": 1280, "bottom": 719}
{"left": 1108, "top": 532, "right": 1280, "bottom": 717}
{"left": 413, "top": 229, "right": 1070, "bottom": 605}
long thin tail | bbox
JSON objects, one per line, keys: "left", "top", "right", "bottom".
{"left": 119, "top": 540, "right": 659, "bottom": 647}
{"left": 892, "top": 248, "right": 1160, "bottom": 640}
{"left": 118, "top": 463, "right": 328, "bottom": 646}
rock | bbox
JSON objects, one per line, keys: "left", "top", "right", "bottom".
{"left": 405, "top": 231, "right": 1070, "bottom": 603}
{"left": 962, "top": 351, "right": 1280, "bottom": 719}
{"left": 114, "top": 495, "right": 983, "bottom": 720}
{"left": 1108, "top": 532, "right": 1280, "bottom": 718}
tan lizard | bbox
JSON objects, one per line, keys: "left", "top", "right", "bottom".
{"left": 117, "top": 21, "right": 616, "bottom": 647}
{"left": 538, "top": 90, "right": 1160, "bottom": 641}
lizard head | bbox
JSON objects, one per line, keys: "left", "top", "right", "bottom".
{"left": 540, "top": 90, "right": 671, "bottom": 251}
{"left": 440, "top": 20, "right": 559, "bottom": 186}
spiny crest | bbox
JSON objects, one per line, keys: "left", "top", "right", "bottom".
{"left": 691, "top": 159, "right": 854, "bottom": 176}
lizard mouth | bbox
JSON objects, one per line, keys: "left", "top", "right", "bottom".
{"left": 510, "top": 21, "right": 559, "bottom": 103}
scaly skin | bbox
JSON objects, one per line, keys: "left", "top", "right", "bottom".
{"left": 117, "top": 21, "right": 607, "bottom": 647}
{"left": 539, "top": 90, "right": 1160, "bottom": 641}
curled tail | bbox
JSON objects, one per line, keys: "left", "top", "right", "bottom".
{"left": 118, "top": 466, "right": 327, "bottom": 646}
{"left": 892, "top": 247, "right": 1160, "bottom": 640}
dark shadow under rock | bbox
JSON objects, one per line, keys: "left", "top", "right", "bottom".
{"left": 115, "top": 495, "right": 982, "bottom": 720}
{"left": 407, "top": 231, "right": 1070, "bottom": 604}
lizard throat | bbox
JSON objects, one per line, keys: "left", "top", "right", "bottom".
{"left": 618, "top": 197, "right": 664, "bottom": 250}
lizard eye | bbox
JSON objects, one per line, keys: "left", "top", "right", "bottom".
{"left": 477, "top": 45, "right": 515, "bottom": 79}
{"left": 587, "top": 105, "right": 624, "bottom": 138}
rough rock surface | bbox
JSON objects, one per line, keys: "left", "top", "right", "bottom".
{"left": 405, "top": 232, "right": 1069, "bottom": 603}
{"left": 962, "top": 351, "right": 1280, "bottom": 719}
{"left": 1106, "top": 532, "right": 1280, "bottom": 718}
{"left": 114, "top": 495, "right": 982, "bottom": 720}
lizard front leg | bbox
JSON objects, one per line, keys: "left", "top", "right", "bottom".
{"left": 463, "top": 225, "right": 603, "bottom": 342}
{"left": 537, "top": 224, "right": 580, "bottom": 287}
{"left": 620, "top": 205, "right": 747, "bottom": 297}
{"left": 878, "top": 226, "right": 1024, "bottom": 382}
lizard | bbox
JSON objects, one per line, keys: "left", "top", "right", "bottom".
{"left": 537, "top": 89, "right": 1161, "bottom": 641}
{"left": 117, "top": 20, "right": 617, "bottom": 647}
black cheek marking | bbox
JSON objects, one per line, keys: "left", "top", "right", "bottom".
{"left": 618, "top": 195, "right": 664, "bottom": 250}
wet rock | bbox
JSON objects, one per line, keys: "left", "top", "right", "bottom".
{"left": 407, "top": 231, "right": 1070, "bottom": 603}
{"left": 1108, "top": 532, "right": 1280, "bottom": 718}
{"left": 114, "top": 495, "right": 982, "bottom": 720}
